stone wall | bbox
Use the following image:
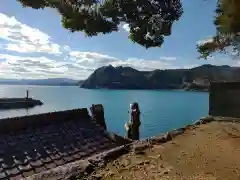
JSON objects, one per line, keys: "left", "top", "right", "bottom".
{"left": 209, "top": 82, "right": 240, "bottom": 118}
{"left": 0, "top": 108, "right": 90, "bottom": 134}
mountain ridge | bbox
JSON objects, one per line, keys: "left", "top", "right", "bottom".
{"left": 81, "top": 64, "right": 240, "bottom": 90}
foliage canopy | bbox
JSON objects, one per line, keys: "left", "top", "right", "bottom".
{"left": 197, "top": 0, "right": 240, "bottom": 58}
{"left": 16, "top": 0, "right": 239, "bottom": 58}
{"left": 17, "top": 0, "right": 183, "bottom": 48}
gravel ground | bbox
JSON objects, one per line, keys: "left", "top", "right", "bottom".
{"left": 88, "top": 121, "right": 240, "bottom": 180}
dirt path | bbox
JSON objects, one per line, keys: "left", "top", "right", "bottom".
{"left": 89, "top": 121, "right": 240, "bottom": 180}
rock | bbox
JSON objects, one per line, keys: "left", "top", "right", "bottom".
{"left": 159, "top": 155, "right": 163, "bottom": 160}
{"left": 132, "top": 142, "right": 151, "bottom": 154}
{"left": 164, "top": 171, "right": 169, "bottom": 174}
{"left": 164, "top": 133, "right": 172, "bottom": 141}
{"left": 148, "top": 154, "right": 162, "bottom": 160}
{"left": 151, "top": 133, "right": 172, "bottom": 144}
{"left": 105, "top": 171, "right": 114, "bottom": 177}
{"left": 193, "top": 120, "right": 201, "bottom": 126}
{"left": 184, "top": 125, "right": 192, "bottom": 130}
{"left": 83, "top": 162, "right": 95, "bottom": 174}
{"left": 121, "top": 159, "right": 130, "bottom": 167}
{"left": 144, "top": 160, "right": 150, "bottom": 165}
{"left": 134, "top": 151, "right": 145, "bottom": 155}
{"left": 98, "top": 162, "right": 106, "bottom": 168}
{"left": 150, "top": 136, "right": 167, "bottom": 144}
{"left": 200, "top": 116, "right": 214, "bottom": 124}
{"left": 137, "top": 161, "right": 145, "bottom": 165}
{"left": 91, "top": 173, "right": 103, "bottom": 180}
{"left": 150, "top": 165, "right": 156, "bottom": 169}
{"left": 169, "top": 128, "right": 185, "bottom": 138}
{"left": 113, "top": 160, "right": 120, "bottom": 167}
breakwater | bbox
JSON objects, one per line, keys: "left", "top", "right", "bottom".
{"left": 0, "top": 98, "right": 43, "bottom": 109}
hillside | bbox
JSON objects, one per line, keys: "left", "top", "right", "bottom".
{"left": 81, "top": 64, "right": 240, "bottom": 90}
{"left": 0, "top": 78, "right": 80, "bottom": 86}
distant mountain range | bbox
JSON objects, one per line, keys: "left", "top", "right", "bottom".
{"left": 3, "top": 64, "right": 239, "bottom": 90}
{"left": 0, "top": 78, "right": 83, "bottom": 86}
{"left": 81, "top": 64, "right": 240, "bottom": 91}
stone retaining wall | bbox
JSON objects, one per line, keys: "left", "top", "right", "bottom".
{"left": 0, "top": 108, "right": 90, "bottom": 134}
{"left": 209, "top": 82, "right": 240, "bottom": 118}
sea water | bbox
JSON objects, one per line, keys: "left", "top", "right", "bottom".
{"left": 0, "top": 85, "right": 208, "bottom": 139}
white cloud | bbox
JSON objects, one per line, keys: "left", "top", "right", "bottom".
{"left": 0, "top": 13, "right": 61, "bottom": 54}
{"left": 0, "top": 12, "right": 180, "bottom": 80}
{"left": 70, "top": 51, "right": 175, "bottom": 71}
{"left": 160, "top": 56, "right": 177, "bottom": 61}
{"left": 0, "top": 50, "right": 178, "bottom": 79}
{"left": 0, "top": 54, "right": 91, "bottom": 79}
{"left": 197, "top": 36, "right": 214, "bottom": 46}
{"left": 122, "top": 24, "right": 130, "bottom": 32}
{"left": 63, "top": 45, "right": 71, "bottom": 52}
{"left": 5, "top": 43, "right": 61, "bottom": 54}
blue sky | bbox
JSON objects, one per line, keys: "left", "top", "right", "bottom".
{"left": 0, "top": 0, "right": 237, "bottom": 80}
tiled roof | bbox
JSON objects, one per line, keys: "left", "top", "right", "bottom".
{"left": 0, "top": 108, "right": 130, "bottom": 180}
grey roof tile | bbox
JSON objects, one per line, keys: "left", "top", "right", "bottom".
{"left": 63, "top": 156, "right": 74, "bottom": 163}
{"left": 44, "top": 162, "right": 57, "bottom": 170}
{"left": 6, "top": 167, "right": 20, "bottom": 177}
{"left": 49, "top": 153, "right": 62, "bottom": 160}
{"left": 30, "top": 160, "right": 43, "bottom": 168}
{"left": 0, "top": 108, "right": 130, "bottom": 179}
{"left": 71, "top": 153, "right": 81, "bottom": 161}
{"left": 22, "top": 169, "right": 35, "bottom": 178}
{"left": 9, "top": 174, "right": 23, "bottom": 180}
{"left": 53, "top": 159, "right": 65, "bottom": 166}
{"left": 18, "top": 164, "right": 33, "bottom": 172}
{"left": 0, "top": 172, "right": 7, "bottom": 180}
{"left": 34, "top": 166, "right": 46, "bottom": 174}
{"left": 40, "top": 157, "right": 52, "bottom": 164}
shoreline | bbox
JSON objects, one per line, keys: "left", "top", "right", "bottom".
{"left": 81, "top": 87, "right": 209, "bottom": 92}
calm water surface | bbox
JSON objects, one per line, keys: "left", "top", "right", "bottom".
{"left": 0, "top": 85, "right": 208, "bottom": 139}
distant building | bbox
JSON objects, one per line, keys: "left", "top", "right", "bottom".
{"left": 193, "top": 78, "right": 210, "bottom": 86}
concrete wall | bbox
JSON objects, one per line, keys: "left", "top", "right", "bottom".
{"left": 0, "top": 108, "right": 90, "bottom": 134}
{"left": 209, "top": 82, "right": 240, "bottom": 118}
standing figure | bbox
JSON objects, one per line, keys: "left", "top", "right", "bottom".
{"left": 26, "top": 89, "right": 29, "bottom": 99}
{"left": 126, "top": 102, "right": 141, "bottom": 140}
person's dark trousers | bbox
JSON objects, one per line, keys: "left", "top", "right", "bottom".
{"left": 131, "top": 125, "right": 140, "bottom": 140}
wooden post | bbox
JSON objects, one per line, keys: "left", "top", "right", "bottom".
{"left": 126, "top": 102, "right": 141, "bottom": 140}
{"left": 90, "top": 104, "right": 107, "bottom": 130}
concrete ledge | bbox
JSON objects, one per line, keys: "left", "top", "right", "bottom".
{"left": 26, "top": 144, "right": 132, "bottom": 180}
{"left": 102, "top": 145, "right": 131, "bottom": 161}
{"left": 199, "top": 116, "right": 215, "bottom": 124}
{"left": 213, "top": 116, "right": 240, "bottom": 123}
{"left": 25, "top": 159, "right": 93, "bottom": 180}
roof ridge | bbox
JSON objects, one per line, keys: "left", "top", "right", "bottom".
{"left": 0, "top": 108, "right": 90, "bottom": 134}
